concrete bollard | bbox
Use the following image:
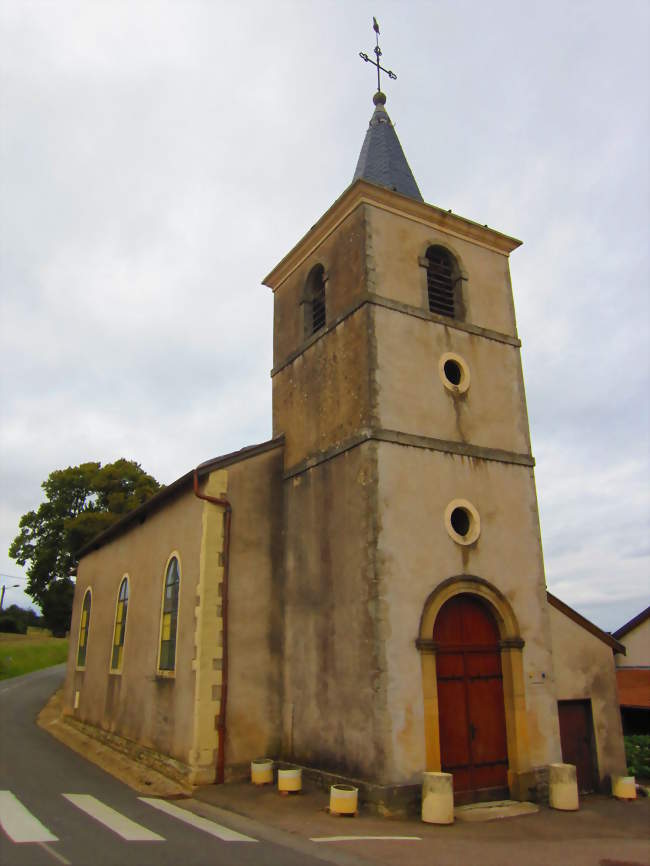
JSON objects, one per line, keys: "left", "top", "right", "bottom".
{"left": 549, "top": 763, "right": 579, "bottom": 810}
{"left": 251, "top": 758, "right": 273, "bottom": 785}
{"left": 612, "top": 775, "right": 636, "bottom": 799}
{"left": 329, "top": 785, "right": 358, "bottom": 815}
{"left": 277, "top": 768, "right": 302, "bottom": 794}
{"left": 421, "top": 771, "right": 454, "bottom": 824}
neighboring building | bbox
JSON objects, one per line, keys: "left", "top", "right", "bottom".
{"left": 63, "top": 86, "right": 627, "bottom": 807}
{"left": 613, "top": 606, "right": 650, "bottom": 734}
{"left": 547, "top": 594, "right": 625, "bottom": 792}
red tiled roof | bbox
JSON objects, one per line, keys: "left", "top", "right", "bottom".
{"left": 617, "top": 668, "right": 650, "bottom": 709}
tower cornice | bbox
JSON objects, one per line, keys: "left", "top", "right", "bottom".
{"left": 263, "top": 179, "right": 522, "bottom": 292}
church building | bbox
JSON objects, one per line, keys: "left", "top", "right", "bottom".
{"left": 63, "top": 76, "right": 627, "bottom": 808}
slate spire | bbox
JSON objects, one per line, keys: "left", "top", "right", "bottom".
{"left": 352, "top": 91, "right": 423, "bottom": 203}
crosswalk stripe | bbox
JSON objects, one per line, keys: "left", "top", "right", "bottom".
{"left": 311, "top": 835, "right": 422, "bottom": 842}
{"left": 140, "top": 797, "right": 257, "bottom": 842}
{"left": 38, "top": 842, "right": 71, "bottom": 865}
{"left": 62, "top": 794, "right": 164, "bottom": 841}
{"left": 0, "top": 791, "right": 58, "bottom": 843}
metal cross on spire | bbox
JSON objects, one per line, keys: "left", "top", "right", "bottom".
{"left": 359, "top": 17, "right": 397, "bottom": 94}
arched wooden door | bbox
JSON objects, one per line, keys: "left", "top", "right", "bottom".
{"left": 434, "top": 594, "right": 509, "bottom": 802}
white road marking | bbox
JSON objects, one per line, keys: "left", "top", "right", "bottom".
{"left": 140, "top": 797, "right": 258, "bottom": 842}
{"left": 0, "top": 683, "right": 20, "bottom": 696}
{"left": 311, "top": 835, "right": 422, "bottom": 842}
{"left": 38, "top": 841, "right": 72, "bottom": 865}
{"left": 0, "top": 790, "right": 58, "bottom": 843}
{"left": 63, "top": 794, "right": 164, "bottom": 841}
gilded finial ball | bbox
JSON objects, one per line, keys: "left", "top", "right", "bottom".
{"left": 373, "top": 91, "right": 386, "bottom": 106}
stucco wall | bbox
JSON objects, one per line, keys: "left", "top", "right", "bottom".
{"left": 272, "top": 191, "right": 563, "bottom": 790}
{"left": 366, "top": 204, "right": 518, "bottom": 337}
{"left": 224, "top": 446, "right": 284, "bottom": 773}
{"left": 616, "top": 618, "right": 650, "bottom": 668}
{"left": 549, "top": 604, "right": 627, "bottom": 782}
{"left": 376, "top": 441, "right": 561, "bottom": 783}
{"left": 273, "top": 305, "right": 372, "bottom": 469}
{"left": 272, "top": 204, "right": 366, "bottom": 367}
{"left": 281, "top": 442, "right": 384, "bottom": 780}
{"left": 64, "top": 488, "right": 205, "bottom": 769}
{"left": 373, "top": 305, "right": 531, "bottom": 455}
{"left": 64, "top": 444, "right": 284, "bottom": 783}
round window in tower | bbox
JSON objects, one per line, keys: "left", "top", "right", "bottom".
{"left": 438, "top": 352, "right": 470, "bottom": 394}
{"left": 444, "top": 499, "right": 481, "bottom": 545}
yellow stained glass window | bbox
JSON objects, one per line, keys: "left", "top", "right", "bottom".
{"left": 111, "top": 578, "right": 129, "bottom": 671}
{"left": 159, "top": 557, "right": 179, "bottom": 671}
{"left": 77, "top": 590, "right": 91, "bottom": 667}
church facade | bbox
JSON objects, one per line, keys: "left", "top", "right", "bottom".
{"left": 63, "top": 91, "right": 626, "bottom": 807}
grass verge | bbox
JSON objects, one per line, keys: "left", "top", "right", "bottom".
{"left": 0, "top": 633, "right": 69, "bottom": 679}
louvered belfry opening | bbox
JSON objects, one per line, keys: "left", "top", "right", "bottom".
{"left": 426, "top": 246, "right": 457, "bottom": 318}
{"left": 305, "top": 264, "right": 326, "bottom": 336}
{"left": 312, "top": 281, "right": 326, "bottom": 332}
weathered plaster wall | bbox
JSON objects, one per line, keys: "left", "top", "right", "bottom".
{"left": 64, "top": 445, "right": 284, "bottom": 784}
{"left": 268, "top": 187, "right": 625, "bottom": 796}
{"left": 616, "top": 619, "right": 650, "bottom": 667}
{"left": 273, "top": 306, "right": 372, "bottom": 469}
{"left": 549, "top": 605, "right": 627, "bottom": 782}
{"left": 365, "top": 204, "right": 518, "bottom": 337}
{"left": 373, "top": 305, "right": 531, "bottom": 455}
{"left": 64, "top": 489, "right": 205, "bottom": 772}
{"left": 272, "top": 204, "right": 366, "bottom": 367}
{"left": 271, "top": 204, "right": 373, "bottom": 470}
{"left": 224, "top": 446, "right": 285, "bottom": 774}
{"left": 375, "top": 442, "right": 561, "bottom": 783}
{"left": 281, "top": 442, "right": 385, "bottom": 781}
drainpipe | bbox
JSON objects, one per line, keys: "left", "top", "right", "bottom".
{"left": 193, "top": 469, "right": 232, "bottom": 785}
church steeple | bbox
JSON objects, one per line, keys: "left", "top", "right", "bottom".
{"left": 354, "top": 19, "right": 423, "bottom": 202}
{"left": 352, "top": 91, "right": 423, "bottom": 202}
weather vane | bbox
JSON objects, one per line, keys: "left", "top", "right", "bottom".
{"left": 359, "top": 17, "right": 397, "bottom": 93}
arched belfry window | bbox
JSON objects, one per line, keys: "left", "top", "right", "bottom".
{"left": 303, "top": 264, "right": 327, "bottom": 337}
{"left": 425, "top": 246, "right": 461, "bottom": 319}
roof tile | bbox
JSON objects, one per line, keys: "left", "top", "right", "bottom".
{"left": 353, "top": 94, "right": 423, "bottom": 202}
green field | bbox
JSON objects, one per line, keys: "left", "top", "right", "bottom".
{"left": 0, "top": 633, "right": 69, "bottom": 680}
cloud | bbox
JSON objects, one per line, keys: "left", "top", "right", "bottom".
{"left": 1, "top": 0, "right": 648, "bottom": 633}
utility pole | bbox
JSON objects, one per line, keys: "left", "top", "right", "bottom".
{"left": 0, "top": 582, "right": 20, "bottom": 611}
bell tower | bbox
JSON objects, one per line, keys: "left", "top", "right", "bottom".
{"left": 263, "top": 37, "right": 561, "bottom": 802}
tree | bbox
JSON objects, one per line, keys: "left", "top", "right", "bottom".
{"left": 0, "top": 603, "right": 44, "bottom": 634}
{"left": 41, "top": 579, "right": 76, "bottom": 637}
{"left": 9, "top": 460, "right": 162, "bottom": 631}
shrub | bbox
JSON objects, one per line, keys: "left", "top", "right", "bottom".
{"left": 0, "top": 616, "right": 26, "bottom": 634}
{"left": 624, "top": 734, "right": 650, "bottom": 779}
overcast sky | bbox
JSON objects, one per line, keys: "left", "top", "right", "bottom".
{"left": 1, "top": 1, "right": 648, "bottom": 631}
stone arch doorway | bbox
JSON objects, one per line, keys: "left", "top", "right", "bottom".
{"left": 416, "top": 576, "right": 531, "bottom": 802}
{"left": 434, "top": 594, "right": 508, "bottom": 801}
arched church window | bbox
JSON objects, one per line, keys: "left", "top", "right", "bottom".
{"left": 159, "top": 556, "right": 180, "bottom": 672}
{"left": 111, "top": 576, "right": 129, "bottom": 671}
{"left": 303, "top": 264, "right": 327, "bottom": 337}
{"left": 425, "top": 246, "right": 460, "bottom": 318}
{"left": 76, "top": 588, "right": 92, "bottom": 668}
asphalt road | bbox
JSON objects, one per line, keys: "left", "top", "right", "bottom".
{"left": 0, "top": 666, "right": 366, "bottom": 866}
